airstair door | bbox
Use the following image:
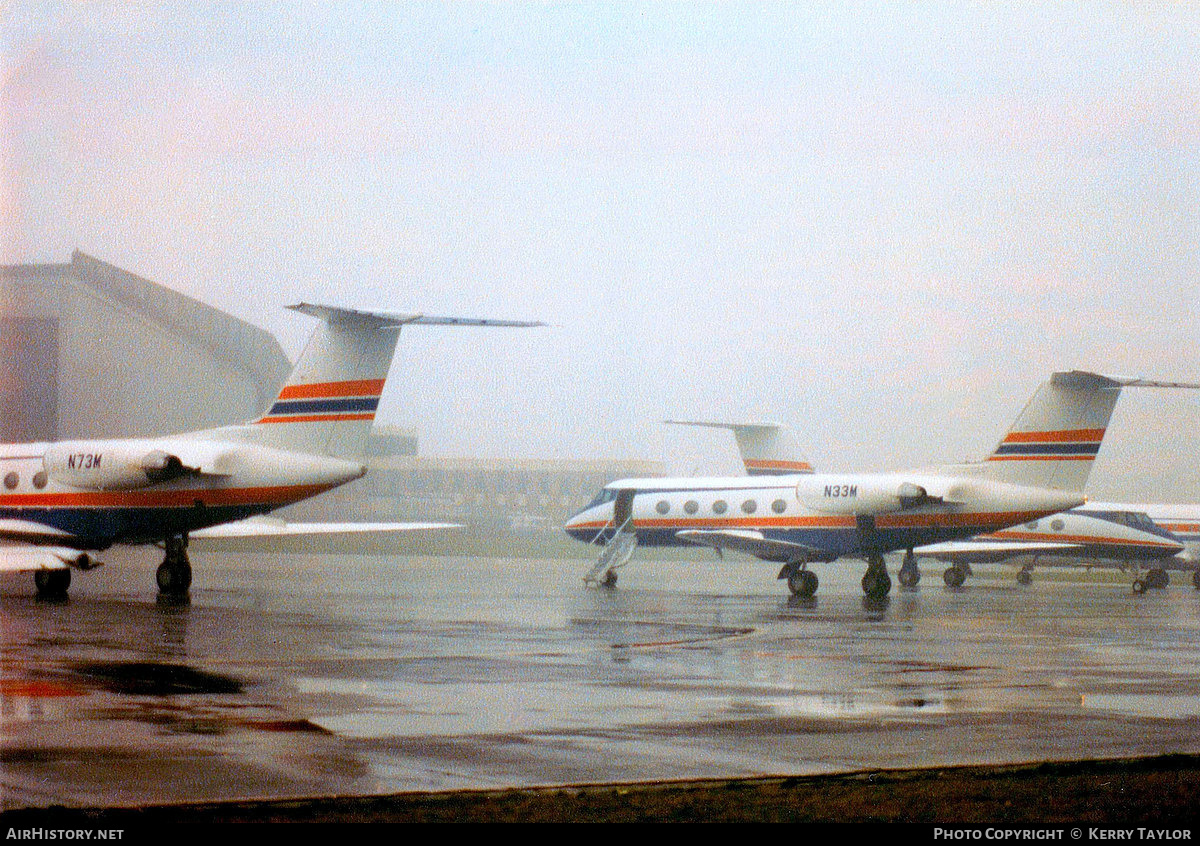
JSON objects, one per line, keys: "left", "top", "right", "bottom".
{"left": 613, "top": 488, "right": 635, "bottom": 531}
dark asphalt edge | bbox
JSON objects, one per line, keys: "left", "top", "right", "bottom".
{"left": 3, "top": 752, "right": 1199, "bottom": 823}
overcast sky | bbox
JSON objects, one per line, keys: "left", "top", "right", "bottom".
{"left": 2, "top": 2, "right": 1199, "bottom": 500}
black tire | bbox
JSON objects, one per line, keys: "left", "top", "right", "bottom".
{"left": 898, "top": 568, "right": 920, "bottom": 588}
{"left": 156, "top": 562, "right": 192, "bottom": 594}
{"left": 862, "top": 571, "right": 892, "bottom": 597}
{"left": 34, "top": 568, "right": 70, "bottom": 598}
{"left": 788, "top": 570, "right": 818, "bottom": 598}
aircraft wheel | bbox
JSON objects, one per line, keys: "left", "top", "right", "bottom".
{"left": 601, "top": 570, "right": 618, "bottom": 588}
{"left": 788, "top": 569, "right": 818, "bottom": 598}
{"left": 1017, "top": 570, "right": 1033, "bottom": 586}
{"left": 943, "top": 566, "right": 966, "bottom": 588}
{"left": 1132, "top": 579, "right": 1148, "bottom": 595}
{"left": 34, "top": 568, "right": 70, "bottom": 598}
{"left": 1147, "top": 568, "right": 1169, "bottom": 590}
{"left": 1193, "top": 570, "right": 1200, "bottom": 590}
{"left": 862, "top": 569, "right": 892, "bottom": 598}
{"left": 156, "top": 561, "right": 192, "bottom": 595}
{"left": 898, "top": 567, "right": 920, "bottom": 588}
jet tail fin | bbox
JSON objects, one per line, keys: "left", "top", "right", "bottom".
{"left": 240, "top": 303, "right": 542, "bottom": 458}
{"left": 983, "top": 370, "right": 1200, "bottom": 492}
{"left": 665, "top": 419, "right": 814, "bottom": 475}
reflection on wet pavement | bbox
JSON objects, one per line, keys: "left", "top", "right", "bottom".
{"left": 2, "top": 551, "right": 1200, "bottom": 807}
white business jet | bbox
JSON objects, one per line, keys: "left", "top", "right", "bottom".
{"left": 0, "top": 303, "right": 540, "bottom": 598}
{"left": 566, "top": 372, "right": 1196, "bottom": 598}
{"left": 664, "top": 419, "right": 1185, "bottom": 590}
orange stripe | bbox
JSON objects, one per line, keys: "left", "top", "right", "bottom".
{"left": 1003, "top": 428, "right": 1105, "bottom": 443}
{"left": 745, "top": 460, "right": 814, "bottom": 471}
{"left": 987, "top": 530, "right": 1172, "bottom": 547}
{"left": 278, "top": 379, "right": 386, "bottom": 400}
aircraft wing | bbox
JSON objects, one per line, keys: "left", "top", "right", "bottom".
{"left": 0, "top": 544, "right": 96, "bottom": 573}
{"left": 676, "top": 529, "right": 831, "bottom": 564}
{"left": 0, "top": 519, "right": 78, "bottom": 544}
{"left": 915, "top": 540, "right": 1080, "bottom": 564}
{"left": 190, "top": 517, "right": 460, "bottom": 538}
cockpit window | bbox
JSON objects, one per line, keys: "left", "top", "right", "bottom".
{"left": 588, "top": 488, "right": 618, "bottom": 508}
{"left": 1092, "top": 510, "right": 1158, "bottom": 532}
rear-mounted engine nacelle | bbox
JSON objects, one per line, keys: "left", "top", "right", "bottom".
{"left": 44, "top": 442, "right": 194, "bottom": 491}
{"left": 797, "top": 476, "right": 941, "bottom": 515}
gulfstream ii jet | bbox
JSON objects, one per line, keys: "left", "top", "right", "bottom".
{"left": 667, "top": 418, "right": 1186, "bottom": 592}
{"left": 0, "top": 303, "right": 540, "bottom": 598}
{"left": 566, "top": 371, "right": 1198, "bottom": 598}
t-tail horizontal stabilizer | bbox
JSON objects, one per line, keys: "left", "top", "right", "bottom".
{"left": 665, "top": 419, "right": 814, "bottom": 475}
{"left": 240, "top": 302, "right": 543, "bottom": 458}
{"left": 983, "top": 370, "right": 1200, "bottom": 492}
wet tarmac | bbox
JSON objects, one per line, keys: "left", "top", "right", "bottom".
{"left": 2, "top": 549, "right": 1200, "bottom": 810}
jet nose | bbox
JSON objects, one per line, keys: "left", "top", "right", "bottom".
{"left": 564, "top": 504, "right": 607, "bottom": 542}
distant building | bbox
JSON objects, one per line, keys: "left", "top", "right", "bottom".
{"left": 285, "top": 455, "right": 664, "bottom": 527}
{"left": 0, "top": 251, "right": 290, "bottom": 441}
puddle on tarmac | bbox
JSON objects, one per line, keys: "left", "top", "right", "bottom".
{"left": 1081, "top": 693, "right": 1200, "bottom": 719}
{"left": 725, "top": 692, "right": 950, "bottom": 719}
{"left": 71, "top": 662, "right": 246, "bottom": 696}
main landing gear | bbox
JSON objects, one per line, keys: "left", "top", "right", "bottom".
{"left": 780, "top": 563, "right": 819, "bottom": 598}
{"left": 1132, "top": 567, "right": 1170, "bottom": 594}
{"left": 32, "top": 552, "right": 102, "bottom": 600}
{"left": 897, "top": 550, "right": 921, "bottom": 588}
{"left": 943, "top": 565, "right": 968, "bottom": 588}
{"left": 34, "top": 568, "right": 71, "bottom": 599}
{"left": 861, "top": 554, "right": 892, "bottom": 598}
{"left": 156, "top": 535, "right": 192, "bottom": 597}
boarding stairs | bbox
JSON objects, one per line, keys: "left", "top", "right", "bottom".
{"left": 583, "top": 518, "right": 638, "bottom": 587}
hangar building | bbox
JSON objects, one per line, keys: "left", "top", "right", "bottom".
{"left": 0, "top": 251, "right": 290, "bottom": 442}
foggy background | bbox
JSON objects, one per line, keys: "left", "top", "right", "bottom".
{"left": 2, "top": 3, "right": 1198, "bottom": 501}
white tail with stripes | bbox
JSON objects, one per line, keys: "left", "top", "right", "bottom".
{"left": 228, "top": 303, "right": 543, "bottom": 458}
{"left": 983, "top": 371, "right": 1200, "bottom": 492}
{"left": 665, "top": 419, "right": 814, "bottom": 475}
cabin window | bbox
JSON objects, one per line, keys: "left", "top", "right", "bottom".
{"left": 1025, "top": 521, "right": 1038, "bottom": 530}
{"left": 772, "top": 499, "right": 787, "bottom": 514}
{"left": 32, "top": 472, "right": 46, "bottom": 490}
{"left": 742, "top": 499, "right": 757, "bottom": 514}
{"left": 684, "top": 500, "right": 699, "bottom": 515}
{"left": 655, "top": 500, "right": 670, "bottom": 515}
{"left": 3, "top": 472, "right": 17, "bottom": 490}
{"left": 1051, "top": 519, "right": 1064, "bottom": 532}
{"left": 712, "top": 500, "right": 728, "bottom": 515}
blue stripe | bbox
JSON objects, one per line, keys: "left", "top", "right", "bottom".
{"left": 268, "top": 398, "right": 380, "bottom": 415}
{"left": 995, "top": 443, "right": 1100, "bottom": 456}
{"left": 0, "top": 505, "right": 271, "bottom": 547}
